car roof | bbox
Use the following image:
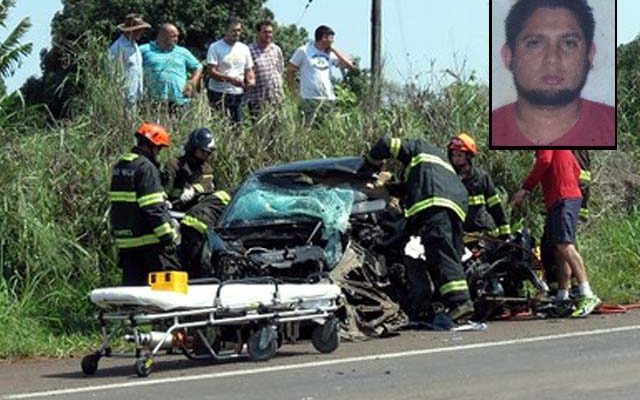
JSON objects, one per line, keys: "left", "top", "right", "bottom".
{"left": 253, "top": 156, "right": 365, "bottom": 177}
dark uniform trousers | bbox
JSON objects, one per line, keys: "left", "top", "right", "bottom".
{"left": 178, "top": 228, "right": 209, "bottom": 279}
{"left": 407, "top": 208, "right": 469, "bottom": 307}
{"left": 119, "top": 244, "right": 181, "bottom": 286}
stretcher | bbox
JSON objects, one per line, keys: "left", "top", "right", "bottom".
{"left": 81, "top": 275, "right": 343, "bottom": 377}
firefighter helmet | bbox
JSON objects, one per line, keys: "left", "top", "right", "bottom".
{"left": 448, "top": 132, "right": 477, "bottom": 155}
{"left": 135, "top": 123, "right": 170, "bottom": 147}
{"left": 184, "top": 128, "right": 215, "bottom": 154}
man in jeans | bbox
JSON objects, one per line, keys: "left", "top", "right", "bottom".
{"left": 513, "top": 150, "right": 601, "bottom": 317}
{"left": 206, "top": 17, "right": 255, "bottom": 124}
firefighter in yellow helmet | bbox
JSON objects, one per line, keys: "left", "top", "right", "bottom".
{"left": 109, "top": 122, "right": 180, "bottom": 285}
{"left": 447, "top": 133, "right": 511, "bottom": 243}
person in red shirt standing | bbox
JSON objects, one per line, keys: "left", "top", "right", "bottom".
{"left": 491, "top": 0, "right": 615, "bottom": 148}
{"left": 513, "top": 150, "right": 600, "bottom": 317}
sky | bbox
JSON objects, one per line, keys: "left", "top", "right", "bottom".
{"left": 2, "top": 0, "right": 638, "bottom": 93}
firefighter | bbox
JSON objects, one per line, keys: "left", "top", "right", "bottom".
{"left": 110, "top": 122, "right": 180, "bottom": 286}
{"left": 363, "top": 136, "right": 473, "bottom": 323}
{"left": 573, "top": 150, "right": 591, "bottom": 221}
{"left": 179, "top": 189, "right": 233, "bottom": 278}
{"left": 163, "top": 127, "right": 216, "bottom": 211}
{"left": 447, "top": 133, "right": 511, "bottom": 243}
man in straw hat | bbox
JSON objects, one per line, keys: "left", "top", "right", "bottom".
{"left": 108, "top": 13, "right": 151, "bottom": 115}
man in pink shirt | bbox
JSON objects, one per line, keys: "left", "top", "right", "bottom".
{"left": 491, "top": 0, "right": 614, "bottom": 148}
{"left": 513, "top": 150, "right": 601, "bottom": 317}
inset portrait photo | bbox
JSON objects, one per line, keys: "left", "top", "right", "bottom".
{"left": 491, "top": 0, "right": 615, "bottom": 149}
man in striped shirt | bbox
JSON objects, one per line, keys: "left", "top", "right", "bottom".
{"left": 246, "top": 20, "right": 284, "bottom": 118}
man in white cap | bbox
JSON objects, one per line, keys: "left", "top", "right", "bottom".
{"left": 108, "top": 13, "right": 151, "bottom": 115}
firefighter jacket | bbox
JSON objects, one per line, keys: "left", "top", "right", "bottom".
{"left": 365, "top": 137, "right": 468, "bottom": 223}
{"left": 461, "top": 166, "right": 511, "bottom": 237}
{"left": 109, "top": 147, "right": 177, "bottom": 249}
{"left": 181, "top": 190, "right": 233, "bottom": 236}
{"left": 163, "top": 154, "right": 215, "bottom": 208}
{"left": 572, "top": 150, "right": 591, "bottom": 219}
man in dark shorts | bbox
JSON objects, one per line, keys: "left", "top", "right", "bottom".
{"left": 513, "top": 150, "right": 600, "bottom": 317}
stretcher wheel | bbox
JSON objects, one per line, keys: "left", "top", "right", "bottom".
{"left": 247, "top": 326, "right": 277, "bottom": 361}
{"left": 81, "top": 353, "right": 100, "bottom": 375}
{"left": 135, "top": 356, "right": 154, "bottom": 377}
{"left": 312, "top": 317, "right": 340, "bottom": 354}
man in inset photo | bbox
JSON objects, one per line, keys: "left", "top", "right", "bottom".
{"left": 491, "top": 0, "right": 615, "bottom": 148}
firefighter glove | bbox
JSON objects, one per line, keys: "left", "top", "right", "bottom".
{"left": 180, "top": 186, "right": 195, "bottom": 203}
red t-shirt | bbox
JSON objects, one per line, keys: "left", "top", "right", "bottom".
{"left": 522, "top": 150, "right": 582, "bottom": 211}
{"left": 491, "top": 99, "right": 615, "bottom": 147}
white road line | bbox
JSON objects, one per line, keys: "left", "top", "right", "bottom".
{"left": 4, "top": 324, "right": 640, "bottom": 399}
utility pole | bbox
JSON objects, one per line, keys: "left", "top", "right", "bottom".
{"left": 371, "top": 0, "right": 381, "bottom": 110}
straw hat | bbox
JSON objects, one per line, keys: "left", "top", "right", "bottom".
{"left": 117, "top": 13, "right": 151, "bottom": 32}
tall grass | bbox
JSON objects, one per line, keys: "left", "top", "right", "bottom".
{"left": 0, "top": 41, "right": 639, "bottom": 358}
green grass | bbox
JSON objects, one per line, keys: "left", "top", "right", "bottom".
{"left": 0, "top": 43, "right": 639, "bottom": 358}
{"left": 581, "top": 208, "right": 640, "bottom": 304}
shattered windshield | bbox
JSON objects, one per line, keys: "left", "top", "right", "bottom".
{"left": 221, "top": 174, "right": 355, "bottom": 234}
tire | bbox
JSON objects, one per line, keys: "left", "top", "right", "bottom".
{"left": 247, "top": 326, "right": 277, "bottom": 362}
{"left": 80, "top": 353, "right": 100, "bottom": 375}
{"left": 134, "top": 356, "right": 154, "bottom": 378}
{"left": 311, "top": 318, "right": 340, "bottom": 354}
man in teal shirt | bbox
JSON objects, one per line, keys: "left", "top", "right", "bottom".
{"left": 140, "top": 23, "right": 203, "bottom": 109}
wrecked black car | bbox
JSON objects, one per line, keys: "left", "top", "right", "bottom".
{"left": 210, "top": 157, "right": 409, "bottom": 338}
{"left": 196, "top": 157, "right": 548, "bottom": 335}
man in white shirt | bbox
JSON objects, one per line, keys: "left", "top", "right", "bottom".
{"left": 108, "top": 13, "right": 151, "bottom": 116}
{"left": 286, "top": 25, "right": 353, "bottom": 126}
{"left": 206, "top": 17, "right": 255, "bottom": 124}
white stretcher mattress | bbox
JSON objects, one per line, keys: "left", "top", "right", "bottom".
{"left": 90, "top": 283, "right": 342, "bottom": 311}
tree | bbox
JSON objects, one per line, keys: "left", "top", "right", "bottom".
{"left": 0, "top": 0, "right": 31, "bottom": 87}
{"left": 22, "top": 0, "right": 308, "bottom": 118}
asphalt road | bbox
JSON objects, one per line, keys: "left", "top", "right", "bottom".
{"left": 2, "top": 311, "right": 640, "bottom": 399}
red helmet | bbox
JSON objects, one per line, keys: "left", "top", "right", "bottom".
{"left": 135, "top": 123, "right": 170, "bottom": 147}
{"left": 448, "top": 132, "right": 477, "bottom": 155}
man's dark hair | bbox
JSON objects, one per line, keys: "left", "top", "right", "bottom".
{"left": 227, "top": 16, "right": 243, "bottom": 29}
{"left": 314, "top": 25, "right": 335, "bottom": 42}
{"left": 256, "top": 19, "right": 274, "bottom": 32}
{"left": 505, "top": 0, "right": 595, "bottom": 52}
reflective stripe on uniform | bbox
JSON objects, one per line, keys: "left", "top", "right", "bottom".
{"left": 182, "top": 215, "right": 208, "bottom": 235}
{"left": 214, "top": 190, "right": 231, "bottom": 205}
{"left": 115, "top": 234, "right": 159, "bottom": 249}
{"left": 440, "top": 280, "right": 469, "bottom": 296}
{"left": 463, "top": 232, "right": 483, "bottom": 243}
{"left": 153, "top": 222, "right": 175, "bottom": 238}
{"left": 109, "top": 191, "right": 137, "bottom": 202}
{"left": 579, "top": 170, "right": 591, "bottom": 183}
{"left": 498, "top": 224, "right": 511, "bottom": 235}
{"left": 404, "top": 153, "right": 455, "bottom": 181}
{"left": 486, "top": 194, "right": 501, "bottom": 207}
{"left": 193, "top": 183, "right": 205, "bottom": 193}
{"left": 120, "top": 153, "right": 139, "bottom": 162}
{"left": 405, "top": 196, "right": 466, "bottom": 221}
{"left": 364, "top": 153, "right": 383, "bottom": 166}
{"left": 138, "top": 192, "right": 165, "bottom": 207}
{"left": 468, "top": 195, "right": 485, "bottom": 206}
{"left": 390, "top": 138, "right": 402, "bottom": 159}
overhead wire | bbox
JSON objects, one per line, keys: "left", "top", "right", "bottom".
{"left": 296, "top": 0, "right": 314, "bottom": 25}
